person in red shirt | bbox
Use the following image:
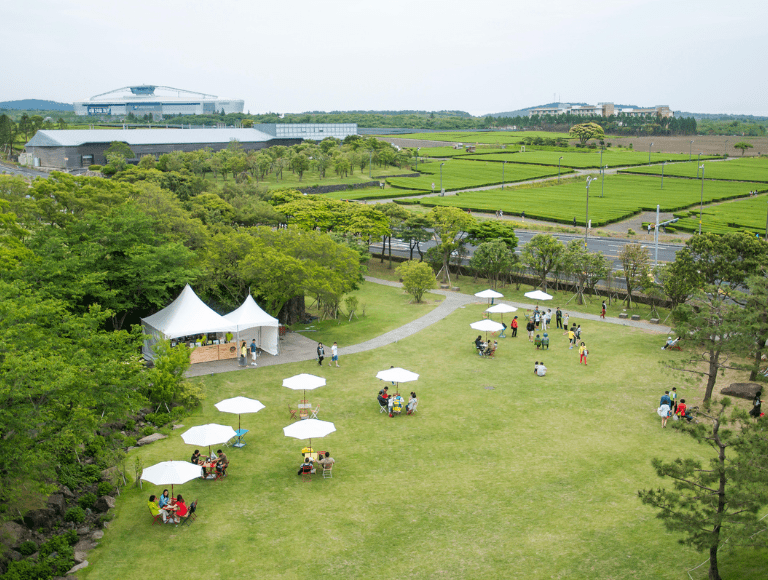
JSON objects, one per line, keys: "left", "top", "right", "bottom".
{"left": 174, "top": 495, "right": 188, "bottom": 518}
{"left": 511, "top": 316, "right": 518, "bottom": 338}
{"left": 676, "top": 399, "right": 693, "bottom": 422}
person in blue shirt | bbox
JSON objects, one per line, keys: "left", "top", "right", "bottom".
{"left": 660, "top": 391, "right": 672, "bottom": 407}
{"left": 158, "top": 489, "right": 171, "bottom": 509}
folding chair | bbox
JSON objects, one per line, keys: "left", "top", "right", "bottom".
{"left": 214, "top": 462, "right": 228, "bottom": 481}
{"left": 378, "top": 398, "right": 388, "bottom": 413}
{"left": 322, "top": 463, "right": 333, "bottom": 479}
{"left": 150, "top": 507, "right": 163, "bottom": 526}
{"left": 309, "top": 405, "right": 320, "bottom": 420}
{"left": 180, "top": 501, "right": 197, "bottom": 526}
{"left": 233, "top": 429, "right": 249, "bottom": 448}
{"left": 288, "top": 405, "right": 298, "bottom": 420}
{"left": 301, "top": 464, "right": 313, "bottom": 483}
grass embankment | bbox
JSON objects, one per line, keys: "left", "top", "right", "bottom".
{"left": 673, "top": 192, "right": 768, "bottom": 234}
{"left": 79, "top": 284, "right": 766, "bottom": 580}
{"left": 203, "top": 164, "right": 410, "bottom": 190}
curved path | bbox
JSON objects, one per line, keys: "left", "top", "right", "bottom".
{"left": 186, "top": 277, "right": 670, "bottom": 377}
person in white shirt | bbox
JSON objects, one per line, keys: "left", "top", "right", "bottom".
{"left": 536, "top": 362, "right": 547, "bottom": 377}
{"left": 329, "top": 342, "right": 339, "bottom": 367}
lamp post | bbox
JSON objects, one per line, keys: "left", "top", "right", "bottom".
{"left": 368, "top": 150, "right": 373, "bottom": 178}
{"left": 502, "top": 161, "right": 506, "bottom": 189}
{"left": 648, "top": 142, "right": 654, "bottom": 165}
{"left": 585, "top": 177, "right": 596, "bottom": 248}
{"left": 724, "top": 140, "right": 729, "bottom": 156}
{"left": 416, "top": 147, "right": 420, "bottom": 170}
{"left": 697, "top": 153, "right": 701, "bottom": 177}
{"left": 440, "top": 162, "right": 445, "bottom": 195}
{"left": 698, "top": 165, "right": 705, "bottom": 234}
{"left": 558, "top": 156, "right": 563, "bottom": 182}
{"left": 689, "top": 140, "right": 693, "bottom": 161}
{"left": 661, "top": 161, "right": 667, "bottom": 189}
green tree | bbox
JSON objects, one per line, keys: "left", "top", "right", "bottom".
{"left": 639, "top": 399, "right": 768, "bottom": 580}
{"left": 378, "top": 202, "right": 409, "bottom": 268}
{"left": 470, "top": 239, "right": 515, "bottom": 289}
{"left": 521, "top": 233, "right": 564, "bottom": 293}
{"left": 617, "top": 242, "right": 651, "bottom": 308}
{"left": 398, "top": 214, "right": 432, "bottom": 261}
{"left": 562, "top": 240, "right": 609, "bottom": 304}
{"left": 733, "top": 141, "right": 753, "bottom": 156}
{"left": 144, "top": 340, "right": 201, "bottom": 407}
{"left": 138, "top": 154, "right": 156, "bottom": 169}
{"left": 745, "top": 274, "right": 768, "bottom": 381}
{"left": 397, "top": 260, "right": 436, "bottom": 303}
{"left": 569, "top": 122, "right": 605, "bottom": 145}
{"left": 291, "top": 153, "right": 310, "bottom": 181}
{"left": 466, "top": 221, "right": 519, "bottom": 251}
{"left": 105, "top": 140, "right": 135, "bottom": 160}
{"left": 428, "top": 206, "right": 476, "bottom": 286}
{"left": 0, "top": 114, "right": 16, "bottom": 154}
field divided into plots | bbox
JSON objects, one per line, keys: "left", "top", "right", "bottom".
{"left": 395, "top": 175, "right": 767, "bottom": 227}
{"left": 621, "top": 156, "right": 768, "bottom": 182}
{"left": 386, "top": 130, "right": 572, "bottom": 144}
{"left": 673, "top": 193, "right": 768, "bottom": 234}
{"left": 461, "top": 150, "right": 720, "bottom": 169}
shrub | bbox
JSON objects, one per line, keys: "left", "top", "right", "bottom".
{"left": 141, "top": 425, "right": 155, "bottom": 437}
{"left": 628, "top": 228, "right": 636, "bottom": 236}
{"left": 64, "top": 507, "right": 85, "bottom": 523}
{"left": 97, "top": 482, "right": 114, "bottom": 496}
{"left": 63, "top": 529, "right": 78, "bottom": 546}
{"left": 124, "top": 436, "right": 137, "bottom": 447}
{"left": 88, "top": 164, "right": 102, "bottom": 171}
{"left": 17, "top": 540, "right": 37, "bottom": 556}
{"left": 78, "top": 492, "right": 97, "bottom": 509}
{"left": 124, "top": 419, "right": 136, "bottom": 431}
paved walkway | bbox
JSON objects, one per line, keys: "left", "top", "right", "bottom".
{"left": 186, "top": 277, "right": 670, "bottom": 377}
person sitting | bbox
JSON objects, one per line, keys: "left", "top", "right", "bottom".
{"left": 297, "top": 456, "right": 315, "bottom": 475}
{"left": 158, "top": 489, "right": 171, "bottom": 509}
{"left": 318, "top": 452, "right": 335, "bottom": 472}
{"left": 676, "top": 399, "right": 693, "bottom": 422}
{"left": 148, "top": 495, "right": 174, "bottom": 524}
{"left": 215, "top": 449, "right": 229, "bottom": 477}
{"left": 536, "top": 361, "right": 547, "bottom": 377}
{"left": 377, "top": 386, "right": 389, "bottom": 409}
{"left": 534, "top": 334, "right": 542, "bottom": 349}
{"left": 391, "top": 393, "right": 404, "bottom": 416}
{"left": 662, "top": 336, "right": 681, "bottom": 350}
{"left": 475, "top": 335, "right": 484, "bottom": 355}
{"left": 190, "top": 450, "right": 201, "bottom": 465}
{"left": 407, "top": 392, "right": 418, "bottom": 414}
{"left": 749, "top": 390, "right": 762, "bottom": 418}
{"left": 173, "top": 495, "right": 188, "bottom": 521}
{"left": 534, "top": 361, "right": 539, "bottom": 375}
{"left": 541, "top": 333, "right": 549, "bottom": 349}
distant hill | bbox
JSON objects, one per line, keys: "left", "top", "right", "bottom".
{"left": 0, "top": 99, "right": 72, "bottom": 111}
{"left": 488, "top": 103, "right": 643, "bottom": 118}
{"left": 675, "top": 111, "right": 768, "bottom": 121}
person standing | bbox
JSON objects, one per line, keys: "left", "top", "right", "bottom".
{"left": 240, "top": 341, "right": 248, "bottom": 367}
{"left": 600, "top": 301, "right": 606, "bottom": 319}
{"left": 521, "top": 211, "right": 525, "bottom": 223}
{"left": 572, "top": 217, "right": 576, "bottom": 227}
{"left": 750, "top": 390, "right": 762, "bottom": 418}
{"left": 563, "top": 312, "right": 570, "bottom": 332}
{"left": 670, "top": 387, "right": 678, "bottom": 414}
{"left": 578, "top": 342, "right": 588, "bottom": 365}
{"left": 329, "top": 341, "right": 339, "bottom": 367}
{"left": 526, "top": 319, "right": 535, "bottom": 342}
{"left": 511, "top": 316, "right": 518, "bottom": 338}
{"left": 556, "top": 307, "right": 563, "bottom": 330}
{"left": 657, "top": 401, "right": 671, "bottom": 428}
{"left": 317, "top": 342, "right": 325, "bottom": 366}
{"left": 250, "top": 338, "right": 258, "bottom": 366}
{"left": 568, "top": 326, "right": 575, "bottom": 349}
{"left": 540, "top": 311, "right": 547, "bottom": 332}
{"left": 660, "top": 391, "right": 672, "bottom": 407}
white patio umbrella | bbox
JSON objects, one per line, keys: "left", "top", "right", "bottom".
{"left": 376, "top": 367, "right": 419, "bottom": 389}
{"left": 283, "top": 373, "right": 326, "bottom": 402}
{"left": 283, "top": 418, "right": 336, "bottom": 451}
{"left": 470, "top": 319, "right": 504, "bottom": 341}
{"left": 181, "top": 424, "right": 237, "bottom": 457}
{"left": 524, "top": 290, "right": 553, "bottom": 303}
{"left": 485, "top": 303, "right": 518, "bottom": 335}
{"left": 475, "top": 289, "right": 504, "bottom": 304}
{"left": 141, "top": 460, "right": 202, "bottom": 496}
{"left": 214, "top": 397, "right": 265, "bottom": 448}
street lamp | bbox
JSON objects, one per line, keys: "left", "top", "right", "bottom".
{"left": 661, "top": 161, "right": 667, "bottom": 189}
{"left": 689, "top": 140, "right": 694, "bottom": 161}
{"left": 724, "top": 140, "right": 729, "bottom": 156}
{"left": 696, "top": 154, "right": 702, "bottom": 177}
{"left": 502, "top": 160, "right": 506, "bottom": 190}
{"left": 416, "top": 147, "right": 420, "bottom": 170}
{"left": 368, "top": 149, "right": 373, "bottom": 178}
{"left": 648, "top": 142, "right": 654, "bottom": 165}
{"left": 558, "top": 156, "right": 563, "bottom": 182}
{"left": 698, "top": 165, "right": 705, "bottom": 234}
{"left": 440, "top": 162, "right": 445, "bottom": 195}
{"left": 585, "top": 177, "right": 596, "bottom": 248}
{"left": 599, "top": 149, "right": 606, "bottom": 198}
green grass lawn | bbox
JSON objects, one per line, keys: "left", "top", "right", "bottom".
{"left": 462, "top": 150, "right": 720, "bottom": 169}
{"left": 291, "top": 278, "right": 445, "bottom": 346}
{"left": 396, "top": 174, "right": 768, "bottom": 226}
{"left": 621, "top": 156, "right": 768, "bottom": 182}
{"left": 673, "top": 192, "right": 768, "bottom": 234}
{"left": 387, "top": 159, "right": 573, "bottom": 192}
{"left": 417, "top": 146, "right": 511, "bottom": 158}
{"left": 78, "top": 291, "right": 765, "bottom": 580}
{"left": 381, "top": 130, "right": 573, "bottom": 144}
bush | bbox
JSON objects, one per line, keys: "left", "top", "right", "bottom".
{"left": 124, "top": 418, "right": 136, "bottom": 431}
{"left": 141, "top": 425, "right": 155, "bottom": 437}
{"left": 124, "top": 436, "right": 137, "bottom": 447}
{"left": 17, "top": 540, "right": 37, "bottom": 556}
{"left": 88, "top": 164, "right": 102, "bottom": 171}
{"left": 57, "top": 462, "right": 102, "bottom": 490}
{"left": 78, "top": 492, "right": 97, "bottom": 509}
{"left": 64, "top": 507, "right": 85, "bottom": 523}
{"left": 97, "top": 482, "right": 114, "bottom": 496}
{"left": 628, "top": 228, "right": 636, "bottom": 236}
{"left": 63, "top": 529, "right": 78, "bottom": 546}
{"left": 145, "top": 412, "right": 171, "bottom": 426}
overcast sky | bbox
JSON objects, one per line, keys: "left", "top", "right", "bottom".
{"left": 4, "top": 0, "right": 767, "bottom": 116}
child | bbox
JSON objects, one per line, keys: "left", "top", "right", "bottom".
{"left": 658, "top": 402, "right": 671, "bottom": 428}
{"left": 568, "top": 326, "right": 575, "bottom": 349}
{"left": 600, "top": 301, "right": 606, "bottom": 319}
{"left": 579, "top": 342, "right": 588, "bottom": 365}
{"left": 563, "top": 313, "right": 570, "bottom": 333}
{"left": 670, "top": 387, "right": 678, "bottom": 413}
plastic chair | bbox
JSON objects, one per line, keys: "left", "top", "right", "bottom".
{"left": 310, "top": 405, "right": 320, "bottom": 420}
{"left": 180, "top": 501, "right": 197, "bottom": 526}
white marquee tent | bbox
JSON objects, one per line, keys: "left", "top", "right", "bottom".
{"left": 224, "top": 294, "right": 280, "bottom": 356}
{"left": 141, "top": 285, "right": 237, "bottom": 360}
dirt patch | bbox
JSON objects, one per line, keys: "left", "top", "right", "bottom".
{"left": 616, "top": 135, "right": 768, "bottom": 157}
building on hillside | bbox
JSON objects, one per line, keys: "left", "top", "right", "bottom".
{"left": 73, "top": 85, "right": 244, "bottom": 117}
{"left": 528, "top": 103, "right": 671, "bottom": 118}
{"left": 22, "top": 124, "right": 358, "bottom": 170}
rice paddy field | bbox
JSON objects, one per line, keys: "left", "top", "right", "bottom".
{"left": 621, "top": 156, "right": 768, "bottom": 182}
{"left": 395, "top": 174, "right": 767, "bottom": 226}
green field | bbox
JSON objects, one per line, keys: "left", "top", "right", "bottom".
{"left": 462, "top": 150, "right": 720, "bottom": 169}
{"left": 673, "top": 192, "right": 768, "bottom": 234}
{"left": 382, "top": 130, "right": 572, "bottom": 144}
{"left": 321, "top": 186, "right": 423, "bottom": 201}
{"left": 77, "top": 284, "right": 765, "bottom": 580}
{"left": 387, "top": 159, "right": 573, "bottom": 192}
{"left": 417, "top": 146, "right": 511, "bottom": 158}
{"left": 396, "top": 174, "right": 767, "bottom": 226}
{"left": 621, "top": 156, "right": 768, "bottom": 182}
{"left": 203, "top": 164, "right": 409, "bottom": 190}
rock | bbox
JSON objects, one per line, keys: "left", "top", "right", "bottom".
{"left": 66, "top": 561, "right": 88, "bottom": 575}
{"left": 7, "top": 550, "right": 23, "bottom": 562}
{"left": 100, "top": 467, "right": 118, "bottom": 482}
{"left": 618, "top": 313, "right": 628, "bottom": 319}
{"left": 93, "top": 496, "right": 115, "bottom": 513}
{"left": 74, "top": 551, "right": 88, "bottom": 564}
{"left": 451, "top": 287, "right": 460, "bottom": 292}
{"left": 90, "top": 530, "right": 104, "bottom": 541}
{"left": 126, "top": 446, "right": 137, "bottom": 452}
{"left": 102, "top": 522, "right": 110, "bottom": 529}
{"left": 631, "top": 314, "right": 641, "bottom": 321}
{"left": 76, "top": 526, "right": 90, "bottom": 536}
{"left": 47, "top": 494, "right": 66, "bottom": 516}
{"left": 23, "top": 508, "right": 57, "bottom": 532}
{"left": 0, "top": 521, "right": 29, "bottom": 548}
{"left": 721, "top": 382, "right": 762, "bottom": 400}
{"left": 137, "top": 433, "right": 167, "bottom": 446}
{"left": 172, "top": 424, "right": 184, "bottom": 430}
{"left": 73, "top": 539, "right": 96, "bottom": 554}
{"left": 60, "top": 486, "right": 75, "bottom": 499}
{"left": 650, "top": 318, "right": 660, "bottom": 324}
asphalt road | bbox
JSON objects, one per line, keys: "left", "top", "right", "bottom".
{"left": 0, "top": 162, "right": 51, "bottom": 179}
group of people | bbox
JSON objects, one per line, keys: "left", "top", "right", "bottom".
{"left": 148, "top": 490, "right": 189, "bottom": 524}
{"left": 239, "top": 339, "right": 261, "bottom": 367}
{"left": 656, "top": 388, "right": 691, "bottom": 426}
{"left": 533, "top": 361, "right": 547, "bottom": 376}
{"left": 377, "top": 386, "right": 418, "bottom": 417}
{"left": 474, "top": 335, "right": 498, "bottom": 357}
{"left": 316, "top": 342, "right": 340, "bottom": 367}
{"left": 297, "top": 451, "right": 335, "bottom": 475}
{"left": 190, "top": 449, "right": 229, "bottom": 479}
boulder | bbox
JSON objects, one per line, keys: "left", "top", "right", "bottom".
{"left": 0, "top": 521, "right": 29, "bottom": 549}
{"left": 76, "top": 526, "right": 90, "bottom": 536}
{"left": 47, "top": 494, "right": 66, "bottom": 516}
{"left": 73, "top": 539, "right": 96, "bottom": 554}
{"left": 721, "top": 382, "right": 762, "bottom": 400}
{"left": 74, "top": 551, "right": 88, "bottom": 564}
{"left": 172, "top": 424, "right": 185, "bottom": 430}
{"left": 23, "top": 508, "right": 57, "bottom": 532}
{"left": 60, "top": 486, "right": 75, "bottom": 499}
{"left": 66, "top": 561, "right": 88, "bottom": 575}
{"left": 137, "top": 433, "right": 167, "bottom": 446}
{"left": 618, "top": 313, "right": 628, "bottom": 319}
{"left": 100, "top": 467, "right": 118, "bottom": 482}
{"left": 93, "top": 496, "right": 115, "bottom": 514}
{"left": 90, "top": 530, "right": 104, "bottom": 541}
{"left": 650, "top": 318, "right": 660, "bottom": 324}
{"left": 631, "top": 314, "right": 641, "bottom": 321}
{"left": 7, "top": 550, "right": 23, "bottom": 562}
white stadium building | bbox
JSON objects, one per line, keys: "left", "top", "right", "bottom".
{"left": 73, "top": 85, "right": 244, "bottom": 117}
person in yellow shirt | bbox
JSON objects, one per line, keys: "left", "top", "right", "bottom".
{"left": 579, "top": 342, "right": 588, "bottom": 365}
{"left": 568, "top": 327, "right": 575, "bottom": 349}
{"left": 148, "top": 495, "right": 174, "bottom": 524}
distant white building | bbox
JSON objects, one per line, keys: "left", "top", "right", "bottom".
{"left": 73, "top": 85, "right": 244, "bottom": 117}
{"left": 528, "top": 103, "right": 672, "bottom": 118}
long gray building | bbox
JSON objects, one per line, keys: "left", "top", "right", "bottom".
{"left": 22, "top": 124, "right": 357, "bottom": 170}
